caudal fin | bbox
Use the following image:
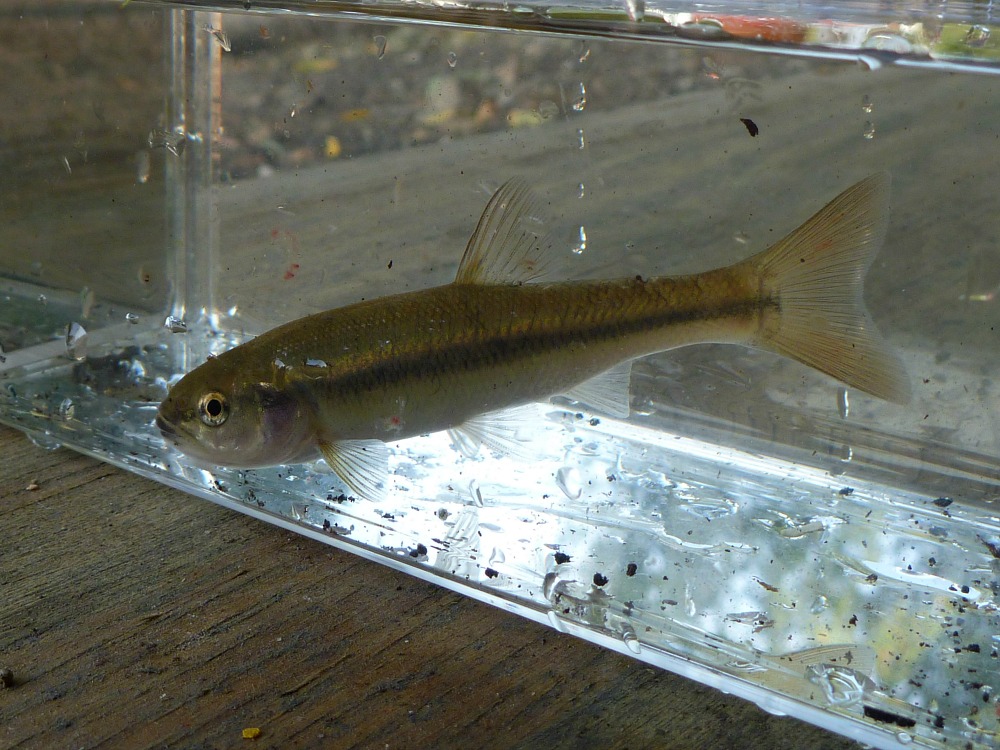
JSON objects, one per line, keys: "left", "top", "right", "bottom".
{"left": 747, "top": 173, "right": 910, "bottom": 403}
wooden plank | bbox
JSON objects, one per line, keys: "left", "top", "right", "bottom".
{"left": 0, "top": 425, "right": 858, "bottom": 748}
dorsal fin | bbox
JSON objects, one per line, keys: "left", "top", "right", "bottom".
{"left": 454, "top": 178, "right": 554, "bottom": 286}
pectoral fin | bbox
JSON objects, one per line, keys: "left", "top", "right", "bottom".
{"left": 564, "top": 361, "right": 633, "bottom": 418}
{"left": 318, "top": 439, "right": 389, "bottom": 503}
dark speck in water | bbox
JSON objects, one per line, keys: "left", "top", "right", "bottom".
{"left": 739, "top": 117, "right": 759, "bottom": 136}
{"left": 933, "top": 496, "right": 953, "bottom": 507}
{"left": 484, "top": 568, "right": 499, "bottom": 578}
{"left": 593, "top": 572, "right": 609, "bottom": 586}
{"left": 863, "top": 706, "right": 916, "bottom": 728}
{"left": 625, "top": 562, "right": 637, "bottom": 576}
{"left": 838, "top": 487, "right": 854, "bottom": 496}
{"left": 554, "top": 552, "right": 571, "bottom": 565}
{"left": 978, "top": 535, "right": 1000, "bottom": 558}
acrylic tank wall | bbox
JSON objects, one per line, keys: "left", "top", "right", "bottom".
{"left": 2, "top": 2, "right": 999, "bottom": 747}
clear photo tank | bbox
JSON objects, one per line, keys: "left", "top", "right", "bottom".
{"left": 2, "top": 2, "right": 999, "bottom": 748}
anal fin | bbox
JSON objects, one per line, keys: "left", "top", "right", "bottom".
{"left": 318, "top": 439, "right": 389, "bottom": 503}
{"left": 448, "top": 404, "right": 538, "bottom": 461}
{"left": 563, "top": 361, "right": 633, "bottom": 418}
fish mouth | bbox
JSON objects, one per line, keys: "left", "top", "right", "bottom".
{"left": 155, "top": 413, "right": 177, "bottom": 438}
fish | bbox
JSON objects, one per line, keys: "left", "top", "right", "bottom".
{"left": 156, "top": 174, "right": 909, "bottom": 501}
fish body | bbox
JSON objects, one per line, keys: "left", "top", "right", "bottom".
{"left": 157, "top": 175, "right": 909, "bottom": 500}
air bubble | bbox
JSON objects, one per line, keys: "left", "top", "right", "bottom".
{"left": 80, "top": 287, "right": 95, "bottom": 319}
{"left": 65, "top": 322, "right": 88, "bottom": 361}
{"left": 148, "top": 128, "right": 185, "bottom": 156}
{"left": 135, "top": 150, "right": 151, "bottom": 184}
{"left": 896, "top": 732, "right": 913, "bottom": 745}
{"left": 556, "top": 466, "right": 582, "bottom": 499}
{"left": 809, "top": 595, "right": 829, "bottom": 614}
{"left": 373, "top": 34, "right": 387, "bottom": 59}
{"left": 861, "top": 94, "right": 873, "bottom": 114}
{"left": 966, "top": 25, "right": 991, "bottom": 47}
{"left": 807, "top": 664, "right": 867, "bottom": 706}
{"left": 58, "top": 398, "right": 75, "bottom": 420}
{"left": 856, "top": 55, "right": 883, "bottom": 72}
{"left": 537, "top": 100, "right": 558, "bottom": 120}
{"left": 570, "top": 82, "right": 587, "bottom": 112}
{"left": 863, "top": 32, "right": 912, "bottom": 54}
{"left": 164, "top": 315, "right": 188, "bottom": 333}
{"left": 577, "top": 182, "right": 585, "bottom": 199}
{"left": 28, "top": 432, "right": 62, "bottom": 451}
{"left": 576, "top": 129, "right": 586, "bottom": 149}
{"left": 547, "top": 609, "right": 567, "bottom": 632}
{"left": 125, "top": 312, "right": 140, "bottom": 325}
{"left": 469, "top": 479, "right": 484, "bottom": 507}
{"left": 305, "top": 358, "right": 328, "bottom": 368}
{"left": 862, "top": 121, "right": 876, "bottom": 140}
{"left": 621, "top": 625, "right": 642, "bottom": 654}
{"left": 38, "top": 294, "right": 48, "bottom": 305}
{"left": 678, "top": 20, "right": 731, "bottom": 41}
{"left": 571, "top": 226, "right": 587, "bottom": 255}
{"left": 578, "top": 45, "right": 590, "bottom": 63}
{"left": 446, "top": 51, "right": 458, "bottom": 68}
{"left": 624, "top": 0, "right": 644, "bottom": 22}
{"left": 836, "top": 387, "right": 849, "bottom": 419}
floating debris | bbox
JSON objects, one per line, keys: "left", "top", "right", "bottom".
{"left": 739, "top": 117, "right": 759, "bottom": 136}
{"left": 204, "top": 24, "right": 231, "bottom": 52}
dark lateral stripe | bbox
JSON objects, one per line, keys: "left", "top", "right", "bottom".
{"left": 324, "top": 292, "right": 775, "bottom": 395}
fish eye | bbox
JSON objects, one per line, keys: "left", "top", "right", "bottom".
{"left": 198, "top": 392, "right": 228, "bottom": 426}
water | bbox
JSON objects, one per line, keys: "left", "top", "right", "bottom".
{"left": 3, "top": 5, "right": 1000, "bottom": 749}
